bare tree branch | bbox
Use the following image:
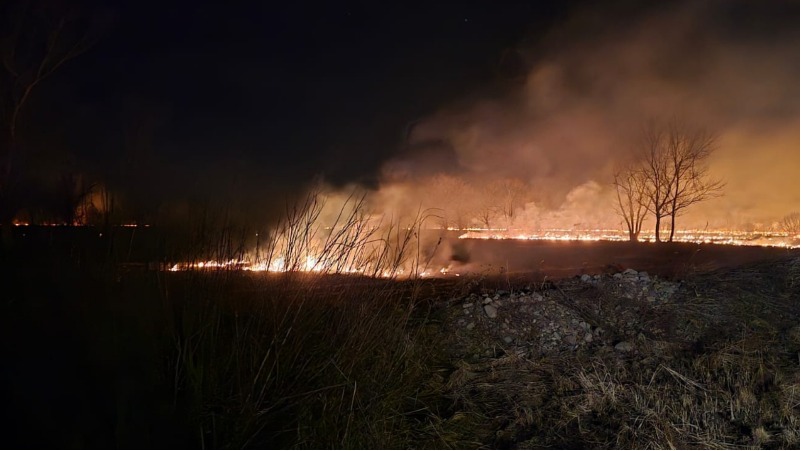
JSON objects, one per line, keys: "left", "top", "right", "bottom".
{"left": 0, "top": 0, "right": 104, "bottom": 227}
{"left": 619, "top": 119, "right": 725, "bottom": 243}
{"left": 613, "top": 164, "right": 648, "bottom": 241}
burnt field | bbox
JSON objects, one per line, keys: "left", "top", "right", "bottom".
{"left": 445, "top": 237, "right": 797, "bottom": 279}
{"left": 1, "top": 235, "right": 798, "bottom": 448}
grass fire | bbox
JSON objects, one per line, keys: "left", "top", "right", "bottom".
{"left": 1, "top": 0, "right": 798, "bottom": 449}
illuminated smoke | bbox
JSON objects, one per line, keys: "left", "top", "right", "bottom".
{"left": 374, "top": 0, "right": 798, "bottom": 231}
{"left": 171, "top": 2, "right": 799, "bottom": 276}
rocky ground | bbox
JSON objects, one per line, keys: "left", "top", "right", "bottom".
{"left": 438, "top": 268, "right": 685, "bottom": 361}
{"left": 421, "top": 257, "right": 800, "bottom": 449}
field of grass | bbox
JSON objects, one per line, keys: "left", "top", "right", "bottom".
{"left": 1, "top": 238, "right": 798, "bottom": 449}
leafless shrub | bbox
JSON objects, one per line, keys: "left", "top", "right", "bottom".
{"left": 779, "top": 212, "right": 800, "bottom": 236}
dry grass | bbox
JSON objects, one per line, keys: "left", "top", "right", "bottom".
{"left": 164, "top": 271, "right": 454, "bottom": 449}
{"left": 3, "top": 190, "right": 796, "bottom": 449}
{"left": 435, "top": 256, "right": 800, "bottom": 449}
{"left": 156, "top": 190, "right": 453, "bottom": 447}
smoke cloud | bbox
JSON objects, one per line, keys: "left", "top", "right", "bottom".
{"left": 373, "top": 0, "right": 799, "bottom": 231}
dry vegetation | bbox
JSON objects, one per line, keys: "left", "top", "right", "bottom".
{"left": 149, "top": 252, "right": 799, "bottom": 449}
{"left": 1, "top": 192, "right": 798, "bottom": 449}
{"left": 162, "top": 272, "right": 440, "bottom": 448}
{"left": 428, "top": 257, "right": 800, "bottom": 449}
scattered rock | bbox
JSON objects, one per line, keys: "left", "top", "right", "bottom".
{"left": 444, "top": 266, "right": 680, "bottom": 357}
{"left": 615, "top": 341, "right": 634, "bottom": 352}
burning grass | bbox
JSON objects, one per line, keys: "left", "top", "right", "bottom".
{"left": 168, "top": 189, "right": 445, "bottom": 279}
{"left": 165, "top": 187, "right": 797, "bottom": 281}
{"left": 459, "top": 228, "right": 798, "bottom": 248}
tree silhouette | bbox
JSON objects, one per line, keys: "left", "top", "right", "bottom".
{"left": 625, "top": 120, "right": 724, "bottom": 242}
{"left": 613, "top": 164, "right": 648, "bottom": 242}
{"left": 0, "top": 0, "right": 100, "bottom": 228}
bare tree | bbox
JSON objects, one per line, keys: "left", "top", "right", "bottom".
{"left": 634, "top": 120, "right": 724, "bottom": 242}
{"left": 0, "top": 1, "right": 99, "bottom": 226}
{"left": 613, "top": 164, "right": 648, "bottom": 241}
{"left": 778, "top": 212, "right": 800, "bottom": 236}
{"left": 429, "top": 174, "right": 476, "bottom": 230}
{"left": 492, "top": 178, "right": 527, "bottom": 226}
{"left": 474, "top": 196, "right": 497, "bottom": 229}
{"left": 466, "top": 178, "right": 529, "bottom": 230}
{"left": 663, "top": 122, "right": 724, "bottom": 241}
{"left": 639, "top": 125, "right": 673, "bottom": 242}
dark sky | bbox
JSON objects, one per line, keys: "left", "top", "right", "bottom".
{"left": 16, "top": 0, "right": 797, "bottom": 227}
{"left": 23, "top": 0, "right": 579, "bottom": 205}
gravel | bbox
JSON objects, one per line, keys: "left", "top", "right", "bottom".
{"left": 442, "top": 268, "right": 681, "bottom": 360}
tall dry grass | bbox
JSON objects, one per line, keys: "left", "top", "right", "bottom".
{"left": 163, "top": 188, "right": 448, "bottom": 448}
{"left": 178, "top": 186, "right": 442, "bottom": 279}
{"left": 163, "top": 273, "right": 453, "bottom": 448}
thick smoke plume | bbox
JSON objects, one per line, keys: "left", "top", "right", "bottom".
{"left": 373, "top": 0, "right": 798, "bottom": 232}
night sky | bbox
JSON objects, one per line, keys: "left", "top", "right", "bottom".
{"left": 10, "top": 0, "right": 799, "bottom": 226}
{"left": 23, "top": 1, "right": 575, "bottom": 203}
